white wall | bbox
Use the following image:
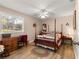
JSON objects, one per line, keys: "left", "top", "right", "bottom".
{"left": 42, "top": 16, "right": 74, "bottom": 38}
{"left": 73, "top": 0, "right": 79, "bottom": 59}
{"left": 42, "top": 18, "right": 55, "bottom": 32}
{"left": 0, "top": 6, "right": 42, "bottom": 42}
{"left": 56, "top": 16, "right": 74, "bottom": 37}
{"left": 76, "top": 0, "right": 79, "bottom": 42}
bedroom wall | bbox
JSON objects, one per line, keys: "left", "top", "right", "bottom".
{"left": 42, "top": 15, "right": 74, "bottom": 39}
{"left": 0, "top": 6, "right": 42, "bottom": 43}
{"left": 56, "top": 15, "right": 74, "bottom": 37}
{"left": 42, "top": 18, "right": 55, "bottom": 32}
{"left": 73, "top": 0, "right": 79, "bottom": 59}
{"left": 75, "top": 0, "right": 79, "bottom": 42}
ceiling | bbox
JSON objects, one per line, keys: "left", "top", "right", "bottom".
{"left": 0, "top": 0, "right": 75, "bottom": 18}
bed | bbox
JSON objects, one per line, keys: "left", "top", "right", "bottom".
{"left": 34, "top": 19, "right": 63, "bottom": 52}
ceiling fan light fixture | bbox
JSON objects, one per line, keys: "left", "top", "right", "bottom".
{"left": 40, "top": 15, "right": 46, "bottom": 18}
{"left": 39, "top": 9, "right": 49, "bottom": 19}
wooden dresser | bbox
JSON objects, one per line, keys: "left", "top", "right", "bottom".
{"left": 2, "top": 37, "right": 18, "bottom": 53}
{"left": 0, "top": 34, "right": 27, "bottom": 54}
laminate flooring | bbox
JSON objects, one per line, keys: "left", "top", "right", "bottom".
{"left": 4, "top": 45, "right": 75, "bottom": 59}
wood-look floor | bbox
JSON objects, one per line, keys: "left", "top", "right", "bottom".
{"left": 4, "top": 44, "right": 75, "bottom": 59}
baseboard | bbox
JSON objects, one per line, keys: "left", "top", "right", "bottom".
{"left": 28, "top": 40, "right": 34, "bottom": 43}
{"left": 73, "top": 45, "right": 78, "bottom": 59}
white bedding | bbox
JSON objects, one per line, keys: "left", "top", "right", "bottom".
{"left": 37, "top": 32, "right": 62, "bottom": 43}
{"left": 37, "top": 34, "right": 55, "bottom": 39}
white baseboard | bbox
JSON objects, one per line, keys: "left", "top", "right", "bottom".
{"left": 73, "top": 45, "right": 78, "bottom": 59}
{"left": 28, "top": 40, "right": 34, "bottom": 43}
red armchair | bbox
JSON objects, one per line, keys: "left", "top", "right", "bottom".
{"left": 20, "top": 35, "right": 27, "bottom": 45}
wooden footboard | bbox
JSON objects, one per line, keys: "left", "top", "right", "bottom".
{"left": 34, "top": 39, "right": 61, "bottom": 51}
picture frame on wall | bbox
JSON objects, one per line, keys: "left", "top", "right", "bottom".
{"left": 0, "top": 12, "right": 24, "bottom": 34}
{"left": 73, "top": 10, "right": 76, "bottom": 30}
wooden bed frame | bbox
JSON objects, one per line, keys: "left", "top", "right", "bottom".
{"left": 34, "top": 19, "right": 63, "bottom": 52}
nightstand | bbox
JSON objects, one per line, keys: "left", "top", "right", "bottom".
{"left": 62, "top": 36, "right": 72, "bottom": 45}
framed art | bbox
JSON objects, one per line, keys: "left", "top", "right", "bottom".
{"left": 73, "top": 10, "right": 76, "bottom": 30}
{"left": 0, "top": 12, "right": 24, "bottom": 34}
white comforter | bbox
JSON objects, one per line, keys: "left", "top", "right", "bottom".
{"left": 37, "top": 34, "right": 55, "bottom": 39}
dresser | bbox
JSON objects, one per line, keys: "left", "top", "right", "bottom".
{"left": 1, "top": 37, "right": 18, "bottom": 53}
{"left": 0, "top": 34, "right": 27, "bottom": 53}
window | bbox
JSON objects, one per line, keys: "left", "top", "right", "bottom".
{"left": 0, "top": 12, "right": 24, "bottom": 34}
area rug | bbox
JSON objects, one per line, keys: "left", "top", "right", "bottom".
{"left": 31, "top": 47, "right": 50, "bottom": 57}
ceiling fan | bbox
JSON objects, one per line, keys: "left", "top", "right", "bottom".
{"left": 33, "top": 8, "right": 55, "bottom": 19}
